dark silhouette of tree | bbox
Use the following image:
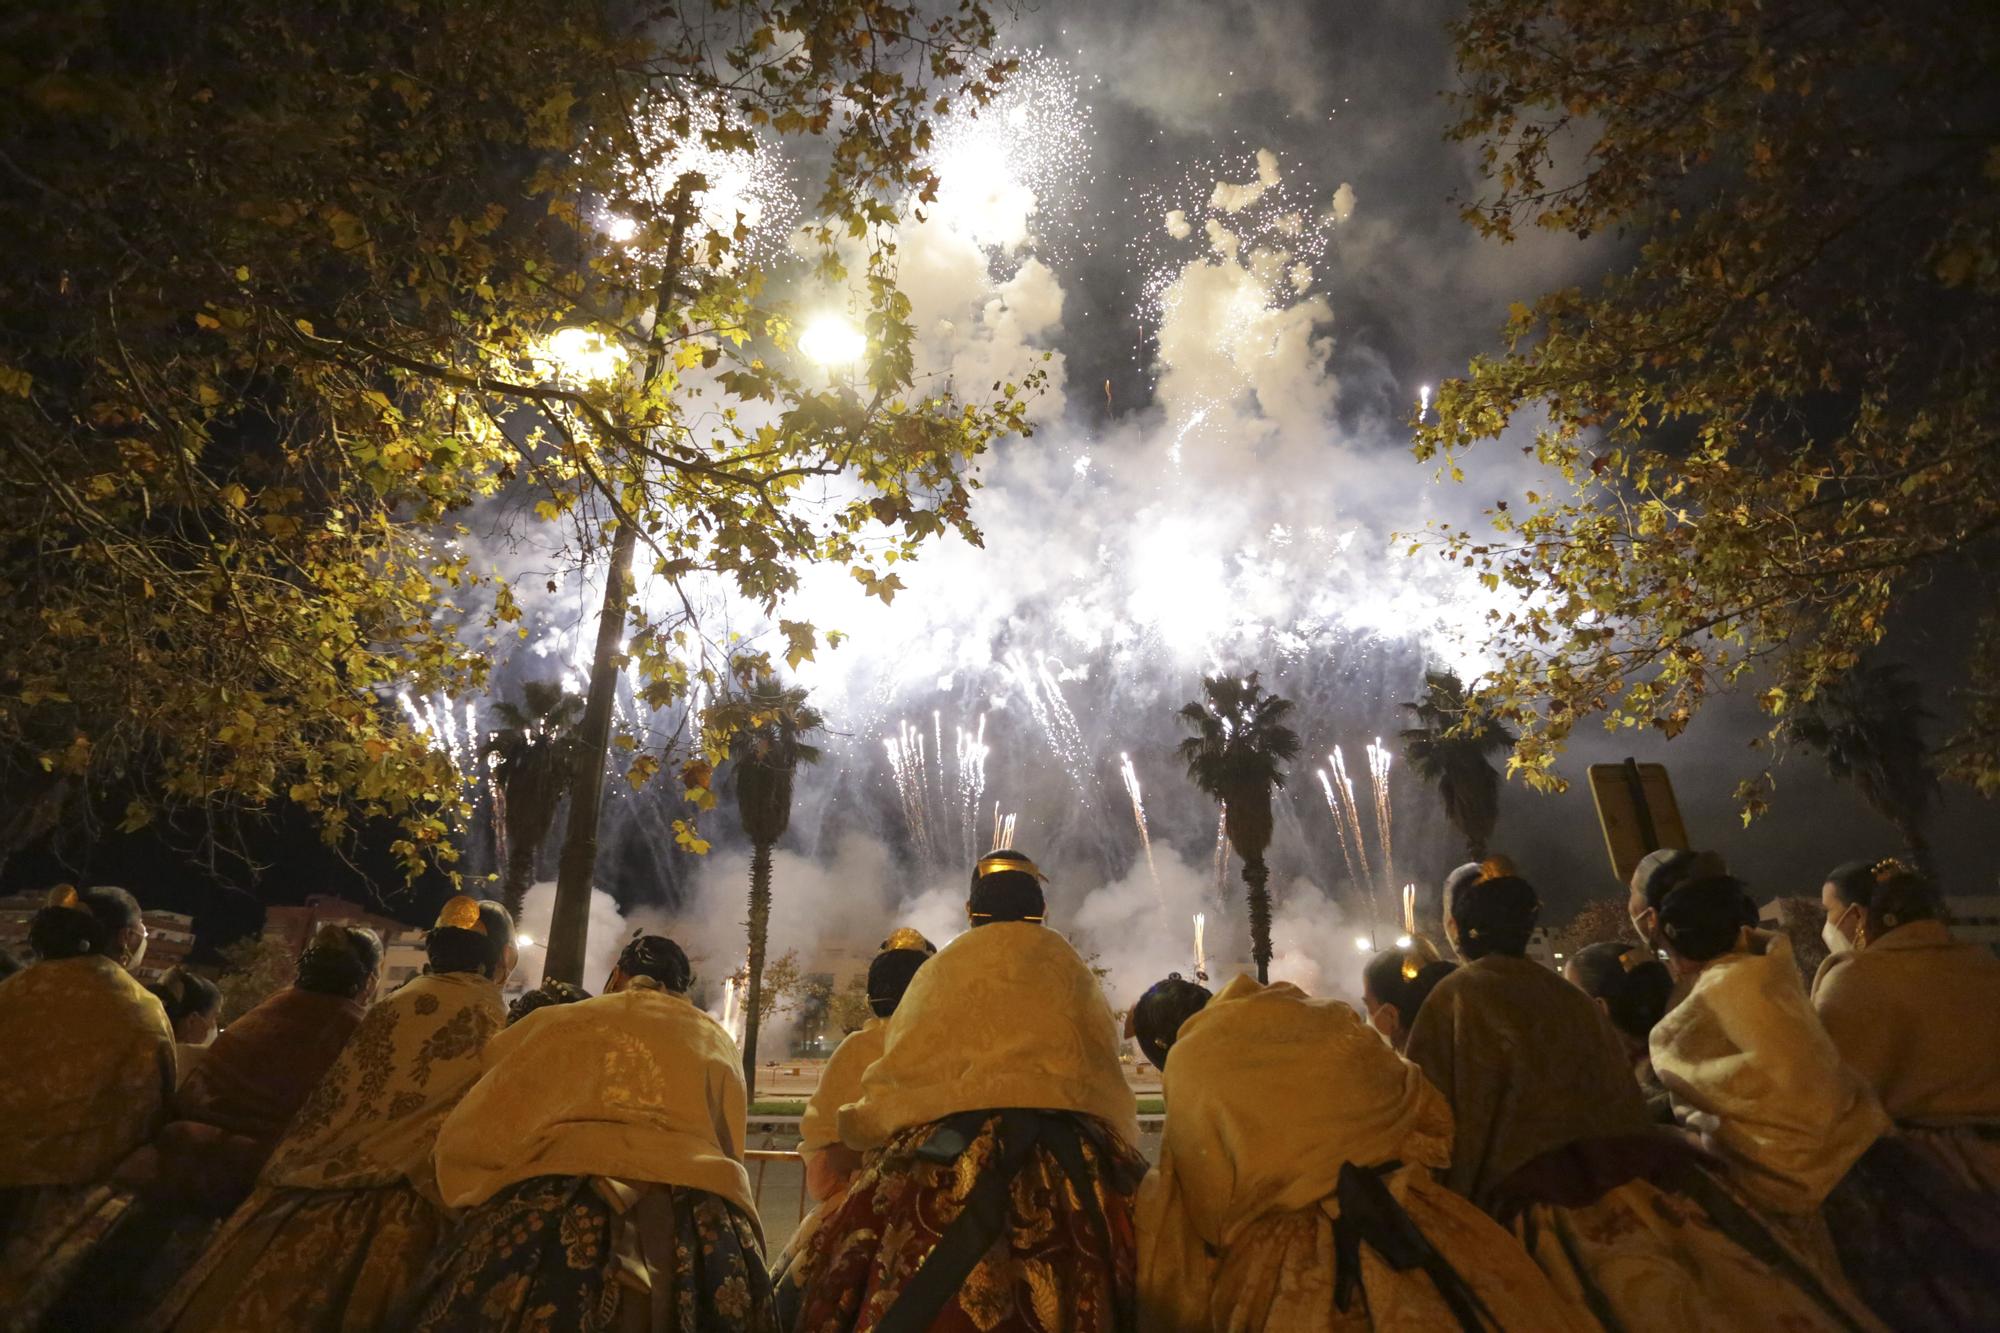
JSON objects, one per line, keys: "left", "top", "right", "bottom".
{"left": 1399, "top": 669, "right": 1517, "bottom": 861}
{"left": 1177, "top": 673, "right": 1299, "bottom": 983}
{"left": 486, "top": 681, "right": 583, "bottom": 920}
{"left": 1788, "top": 662, "right": 1938, "bottom": 873}
{"left": 724, "top": 674, "right": 822, "bottom": 1092}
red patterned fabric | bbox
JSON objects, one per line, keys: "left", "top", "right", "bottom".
{"left": 789, "top": 1111, "right": 1143, "bottom": 1333}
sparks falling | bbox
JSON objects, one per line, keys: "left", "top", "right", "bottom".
{"left": 1192, "top": 912, "right": 1209, "bottom": 981}
{"left": 1365, "top": 737, "right": 1396, "bottom": 896}
{"left": 955, "top": 715, "right": 990, "bottom": 867}
{"left": 992, "top": 804, "right": 1018, "bottom": 851}
{"left": 1118, "top": 752, "right": 1160, "bottom": 891}
{"left": 1327, "top": 746, "right": 1385, "bottom": 945}
{"left": 1212, "top": 804, "right": 1230, "bottom": 901}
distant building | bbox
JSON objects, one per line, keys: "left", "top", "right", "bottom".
{"left": 263, "top": 895, "right": 427, "bottom": 989}
{"left": 1945, "top": 895, "right": 2000, "bottom": 957}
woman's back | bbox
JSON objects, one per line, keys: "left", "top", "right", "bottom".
{"left": 0, "top": 956, "right": 174, "bottom": 1187}
{"left": 1405, "top": 953, "right": 1649, "bottom": 1206}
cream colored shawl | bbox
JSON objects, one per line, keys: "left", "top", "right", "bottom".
{"left": 1138, "top": 975, "right": 1456, "bottom": 1321}
{"left": 1404, "top": 952, "right": 1648, "bottom": 1207}
{"left": 1813, "top": 919, "right": 2000, "bottom": 1124}
{"left": 433, "top": 980, "right": 755, "bottom": 1221}
{"left": 838, "top": 920, "right": 1138, "bottom": 1150}
{"left": 1652, "top": 930, "right": 1888, "bottom": 1215}
{"left": 260, "top": 970, "right": 503, "bottom": 1203}
{"left": 0, "top": 956, "right": 175, "bottom": 1187}
{"left": 801, "top": 1017, "right": 886, "bottom": 1154}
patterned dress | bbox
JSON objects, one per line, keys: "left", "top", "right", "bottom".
{"left": 404, "top": 1175, "right": 774, "bottom": 1332}
{"left": 786, "top": 1109, "right": 1147, "bottom": 1333}
{"left": 147, "top": 970, "right": 503, "bottom": 1332}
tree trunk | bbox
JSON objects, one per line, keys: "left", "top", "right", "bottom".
{"left": 741, "top": 840, "right": 774, "bottom": 1095}
{"left": 500, "top": 833, "right": 540, "bottom": 923}
{"left": 1897, "top": 814, "right": 1936, "bottom": 882}
{"left": 1242, "top": 854, "right": 1272, "bottom": 984}
{"left": 545, "top": 517, "right": 636, "bottom": 987}
{"left": 542, "top": 186, "right": 692, "bottom": 987}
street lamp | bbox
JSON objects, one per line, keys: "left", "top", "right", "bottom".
{"left": 540, "top": 327, "right": 628, "bottom": 384}
{"left": 797, "top": 313, "right": 866, "bottom": 368}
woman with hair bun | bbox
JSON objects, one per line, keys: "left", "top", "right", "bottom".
{"left": 153, "top": 897, "right": 513, "bottom": 1332}
{"left": 1652, "top": 872, "right": 2000, "bottom": 1329}
{"left": 152, "top": 968, "right": 224, "bottom": 1086}
{"left": 406, "top": 932, "right": 776, "bottom": 1332}
{"left": 36, "top": 925, "right": 388, "bottom": 1328}
{"left": 1813, "top": 861, "right": 2000, "bottom": 1194}
{"left": 1407, "top": 862, "right": 1882, "bottom": 1332}
{"left": 1565, "top": 941, "right": 1675, "bottom": 1121}
{"left": 1360, "top": 948, "right": 1456, "bottom": 1053}
{"left": 0, "top": 885, "right": 175, "bottom": 1317}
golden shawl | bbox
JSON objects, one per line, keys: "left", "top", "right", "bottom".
{"left": 1651, "top": 929, "right": 1887, "bottom": 1215}
{"left": 800, "top": 1017, "right": 886, "bottom": 1155}
{"left": 259, "top": 970, "right": 503, "bottom": 1204}
{"left": 1404, "top": 953, "right": 1649, "bottom": 1207}
{"left": 838, "top": 920, "right": 1139, "bottom": 1151}
{"left": 1812, "top": 919, "right": 2000, "bottom": 1124}
{"left": 433, "top": 979, "right": 755, "bottom": 1221}
{"left": 0, "top": 956, "right": 175, "bottom": 1187}
{"left": 1138, "top": 975, "right": 1580, "bottom": 1333}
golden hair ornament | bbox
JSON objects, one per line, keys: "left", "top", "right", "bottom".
{"left": 975, "top": 852, "right": 1047, "bottom": 882}
{"left": 433, "top": 895, "right": 488, "bottom": 935}
{"left": 1616, "top": 945, "right": 1653, "bottom": 972}
{"left": 881, "top": 927, "right": 935, "bottom": 954}
{"left": 45, "top": 884, "right": 82, "bottom": 911}
{"left": 1476, "top": 855, "right": 1518, "bottom": 884}
{"left": 1872, "top": 858, "right": 1911, "bottom": 883}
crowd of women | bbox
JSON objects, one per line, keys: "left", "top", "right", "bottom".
{"left": 0, "top": 845, "right": 1995, "bottom": 1331}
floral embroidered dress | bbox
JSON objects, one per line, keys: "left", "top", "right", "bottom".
{"left": 783, "top": 920, "right": 1145, "bottom": 1333}
{"left": 1408, "top": 951, "right": 1883, "bottom": 1333}
{"left": 772, "top": 1016, "right": 889, "bottom": 1287}
{"left": 403, "top": 976, "right": 775, "bottom": 1333}
{"left": 147, "top": 970, "right": 503, "bottom": 1333}
{"left": 0, "top": 955, "right": 175, "bottom": 1323}
{"left": 1138, "top": 975, "right": 1586, "bottom": 1333}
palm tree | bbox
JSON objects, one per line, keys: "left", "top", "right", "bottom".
{"left": 1787, "top": 661, "right": 1938, "bottom": 873}
{"left": 1177, "top": 673, "right": 1300, "bottom": 983}
{"left": 1398, "top": 669, "right": 1517, "bottom": 862}
{"left": 487, "top": 681, "right": 584, "bottom": 921}
{"left": 725, "top": 673, "right": 823, "bottom": 1093}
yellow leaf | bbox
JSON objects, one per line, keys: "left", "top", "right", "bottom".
{"left": 194, "top": 313, "right": 222, "bottom": 331}
{"left": 218, "top": 483, "right": 249, "bottom": 509}
{"left": 294, "top": 318, "right": 316, "bottom": 336}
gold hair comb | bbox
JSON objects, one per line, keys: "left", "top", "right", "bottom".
{"left": 975, "top": 852, "right": 1047, "bottom": 882}
{"left": 881, "top": 927, "right": 934, "bottom": 953}
{"left": 1617, "top": 945, "right": 1652, "bottom": 972}
{"left": 45, "top": 884, "right": 82, "bottom": 910}
{"left": 1872, "top": 858, "right": 1911, "bottom": 883}
{"left": 433, "top": 895, "right": 488, "bottom": 935}
{"left": 1476, "top": 855, "right": 1517, "bottom": 883}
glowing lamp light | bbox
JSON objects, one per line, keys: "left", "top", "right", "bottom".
{"left": 540, "top": 327, "right": 627, "bottom": 384}
{"left": 1395, "top": 934, "right": 1413, "bottom": 949}
{"left": 1352, "top": 935, "right": 1372, "bottom": 953}
{"left": 515, "top": 933, "right": 535, "bottom": 948}
{"left": 798, "top": 313, "right": 866, "bottom": 367}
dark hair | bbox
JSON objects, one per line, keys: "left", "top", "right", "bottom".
{"left": 969, "top": 850, "right": 1046, "bottom": 924}
{"left": 1568, "top": 941, "right": 1673, "bottom": 1041}
{"left": 1363, "top": 950, "right": 1456, "bottom": 1029}
{"left": 296, "top": 925, "right": 384, "bottom": 998}
{"left": 1132, "top": 973, "right": 1212, "bottom": 1071}
{"left": 1825, "top": 860, "right": 1941, "bottom": 930}
{"left": 1657, "top": 875, "right": 1759, "bottom": 962}
{"left": 1451, "top": 875, "right": 1540, "bottom": 959}
{"left": 617, "top": 933, "right": 691, "bottom": 992}
{"left": 507, "top": 978, "right": 592, "bottom": 1026}
{"left": 425, "top": 900, "right": 513, "bottom": 976}
{"left": 150, "top": 967, "right": 222, "bottom": 1026}
{"left": 1633, "top": 849, "right": 1726, "bottom": 911}
{"left": 29, "top": 885, "right": 142, "bottom": 960}
{"left": 0, "top": 945, "right": 21, "bottom": 982}
{"left": 867, "top": 948, "right": 928, "bottom": 1018}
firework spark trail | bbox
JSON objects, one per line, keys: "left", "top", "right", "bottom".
{"left": 1165, "top": 405, "right": 1211, "bottom": 468}
{"left": 1212, "top": 805, "right": 1230, "bottom": 901}
{"left": 933, "top": 711, "right": 947, "bottom": 836}
{"left": 1192, "top": 912, "right": 1208, "bottom": 980}
{"left": 1317, "top": 769, "right": 1363, "bottom": 888}
{"left": 1366, "top": 737, "right": 1396, "bottom": 898}
{"left": 1330, "top": 746, "right": 1384, "bottom": 945}
{"left": 1117, "top": 753, "right": 1160, "bottom": 893}
{"left": 885, "top": 725, "right": 937, "bottom": 868}
{"left": 1036, "top": 658, "right": 1089, "bottom": 778}
{"left": 954, "top": 716, "right": 990, "bottom": 867}
{"left": 990, "top": 805, "right": 1018, "bottom": 851}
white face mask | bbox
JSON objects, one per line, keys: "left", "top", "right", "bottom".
{"left": 1822, "top": 905, "right": 1858, "bottom": 956}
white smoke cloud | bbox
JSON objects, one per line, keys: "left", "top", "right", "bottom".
{"left": 1328, "top": 181, "right": 1357, "bottom": 225}
{"left": 1211, "top": 148, "right": 1281, "bottom": 214}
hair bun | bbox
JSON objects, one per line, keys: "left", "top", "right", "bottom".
{"left": 433, "top": 895, "right": 487, "bottom": 935}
